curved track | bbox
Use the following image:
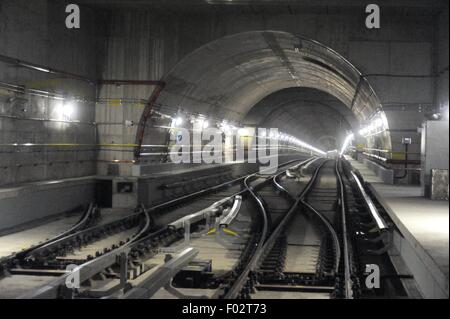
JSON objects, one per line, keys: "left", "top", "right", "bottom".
{"left": 0, "top": 157, "right": 409, "bottom": 299}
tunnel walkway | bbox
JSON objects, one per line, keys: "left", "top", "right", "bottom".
{"left": 347, "top": 158, "right": 449, "bottom": 298}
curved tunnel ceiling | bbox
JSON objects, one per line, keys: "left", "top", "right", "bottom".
{"left": 244, "top": 87, "right": 355, "bottom": 151}
{"left": 140, "top": 30, "right": 391, "bottom": 153}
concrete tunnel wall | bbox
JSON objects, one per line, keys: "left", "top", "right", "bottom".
{"left": 0, "top": 2, "right": 443, "bottom": 180}
{"left": 0, "top": 0, "right": 98, "bottom": 186}
{"left": 0, "top": 1, "right": 448, "bottom": 228}
{"left": 0, "top": 0, "right": 98, "bottom": 229}
{"left": 136, "top": 30, "right": 387, "bottom": 162}
{"left": 94, "top": 5, "right": 445, "bottom": 175}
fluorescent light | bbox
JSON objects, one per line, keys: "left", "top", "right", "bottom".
{"left": 55, "top": 101, "right": 64, "bottom": 118}
{"left": 340, "top": 133, "right": 354, "bottom": 156}
{"left": 274, "top": 131, "right": 326, "bottom": 155}
{"left": 220, "top": 122, "right": 231, "bottom": 133}
{"left": 359, "top": 114, "right": 387, "bottom": 137}
{"left": 171, "top": 116, "right": 183, "bottom": 127}
{"left": 64, "top": 101, "right": 74, "bottom": 117}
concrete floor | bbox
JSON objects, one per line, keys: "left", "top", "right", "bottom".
{"left": 0, "top": 213, "right": 82, "bottom": 258}
{"left": 163, "top": 200, "right": 254, "bottom": 275}
{"left": 284, "top": 214, "right": 321, "bottom": 273}
{"left": 346, "top": 158, "right": 383, "bottom": 183}
{"left": 0, "top": 208, "right": 134, "bottom": 258}
{"left": 0, "top": 275, "right": 56, "bottom": 299}
{"left": 349, "top": 159, "right": 449, "bottom": 298}
{"left": 371, "top": 183, "right": 449, "bottom": 298}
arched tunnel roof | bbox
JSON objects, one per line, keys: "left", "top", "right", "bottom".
{"left": 244, "top": 87, "right": 356, "bottom": 150}
{"left": 138, "top": 30, "right": 390, "bottom": 157}
{"left": 157, "top": 30, "right": 381, "bottom": 121}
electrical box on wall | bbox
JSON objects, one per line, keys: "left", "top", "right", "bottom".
{"left": 420, "top": 121, "right": 450, "bottom": 198}
{"left": 402, "top": 137, "right": 412, "bottom": 145}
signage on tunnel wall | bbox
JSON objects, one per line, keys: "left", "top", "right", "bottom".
{"left": 176, "top": 131, "right": 184, "bottom": 143}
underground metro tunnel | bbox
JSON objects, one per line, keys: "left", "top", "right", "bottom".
{"left": 243, "top": 87, "right": 355, "bottom": 151}
{"left": 0, "top": 0, "right": 448, "bottom": 303}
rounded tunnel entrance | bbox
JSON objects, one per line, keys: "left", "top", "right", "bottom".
{"left": 243, "top": 87, "right": 357, "bottom": 152}
{"left": 136, "top": 30, "right": 391, "bottom": 162}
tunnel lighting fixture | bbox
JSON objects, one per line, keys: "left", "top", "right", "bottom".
{"left": 276, "top": 131, "right": 326, "bottom": 155}
{"left": 431, "top": 113, "right": 441, "bottom": 120}
{"left": 167, "top": 111, "right": 326, "bottom": 155}
{"left": 20, "top": 62, "right": 50, "bottom": 73}
{"left": 340, "top": 133, "right": 354, "bottom": 156}
{"left": 358, "top": 115, "right": 386, "bottom": 137}
{"left": 55, "top": 102, "right": 64, "bottom": 118}
{"left": 63, "top": 101, "right": 74, "bottom": 118}
{"left": 220, "top": 122, "right": 230, "bottom": 133}
{"left": 220, "top": 121, "right": 238, "bottom": 134}
{"left": 55, "top": 99, "right": 75, "bottom": 119}
{"left": 171, "top": 116, "right": 183, "bottom": 127}
{"left": 194, "top": 117, "right": 209, "bottom": 130}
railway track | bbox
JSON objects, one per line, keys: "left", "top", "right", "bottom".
{"left": 236, "top": 158, "right": 409, "bottom": 299}
{"left": 0, "top": 157, "right": 312, "bottom": 298}
{"left": 115, "top": 157, "right": 318, "bottom": 299}
{"left": 243, "top": 159, "right": 345, "bottom": 299}
{"left": 0, "top": 156, "right": 410, "bottom": 299}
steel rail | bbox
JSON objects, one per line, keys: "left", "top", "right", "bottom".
{"left": 18, "top": 211, "right": 159, "bottom": 299}
{"left": 22, "top": 209, "right": 148, "bottom": 262}
{"left": 120, "top": 247, "right": 199, "bottom": 299}
{"left": 13, "top": 203, "right": 97, "bottom": 260}
{"left": 165, "top": 157, "right": 314, "bottom": 231}
{"left": 349, "top": 171, "right": 388, "bottom": 230}
{"left": 218, "top": 195, "right": 243, "bottom": 227}
{"left": 17, "top": 158, "right": 312, "bottom": 299}
{"left": 145, "top": 157, "right": 313, "bottom": 214}
{"left": 19, "top": 246, "right": 133, "bottom": 299}
{"left": 168, "top": 197, "right": 233, "bottom": 230}
{"left": 273, "top": 157, "right": 321, "bottom": 200}
{"left": 281, "top": 158, "right": 342, "bottom": 276}
{"left": 271, "top": 157, "right": 317, "bottom": 198}
{"left": 221, "top": 175, "right": 270, "bottom": 300}
{"left": 265, "top": 159, "right": 343, "bottom": 287}
{"left": 295, "top": 160, "right": 342, "bottom": 278}
{"left": 270, "top": 159, "right": 344, "bottom": 293}
{"left": 335, "top": 159, "right": 353, "bottom": 299}
{"left": 159, "top": 158, "right": 318, "bottom": 277}
{"left": 300, "top": 201, "right": 341, "bottom": 275}
{"left": 259, "top": 161, "right": 329, "bottom": 275}
{"left": 152, "top": 157, "right": 316, "bottom": 299}
{"left": 223, "top": 157, "right": 318, "bottom": 299}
